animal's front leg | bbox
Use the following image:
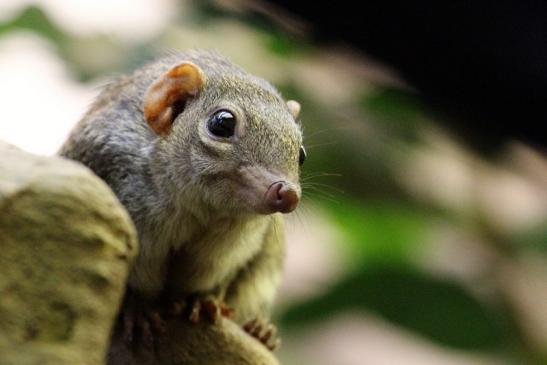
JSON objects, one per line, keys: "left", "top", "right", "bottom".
{"left": 224, "top": 216, "right": 285, "bottom": 351}
{"left": 116, "top": 244, "right": 173, "bottom": 348}
{"left": 117, "top": 288, "right": 167, "bottom": 348}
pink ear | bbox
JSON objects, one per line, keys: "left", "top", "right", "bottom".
{"left": 143, "top": 62, "right": 205, "bottom": 136}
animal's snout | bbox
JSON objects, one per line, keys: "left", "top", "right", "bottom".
{"left": 264, "top": 181, "right": 299, "bottom": 213}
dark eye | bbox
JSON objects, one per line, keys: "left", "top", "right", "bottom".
{"left": 207, "top": 110, "right": 236, "bottom": 138}
{"left": 299, "top": 146, "right": 306, "bottom": 165}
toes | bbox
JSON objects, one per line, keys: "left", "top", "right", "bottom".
{"left": 243, "top": 318, "right": 281, "bottom": 352}
{"left": 139, "top": 315, "right": 154, "bottom": 348}
{"left": 248, "top": 319, "right": 267, "bottom": 339}
{"left": 268, "top": 338, "right": 281, "bottom": 351}
{"left": 251, "top": 322, "right": 263, "bottom": 338}
{"left": 260, "top": 326, "right": 280, "bottom": 351}
{"left": 188, "top": 296, "right": 216, "bottom": 323}
{"left": 220, "top": 303, "right": 235, "bottom": 319}
{"left": 170, "top": 300, "right": 187, "bottom": 316}
{"left": 120, "top": 301, "right": 167, "bottom": 348}
{"left": 189, "top": 300, "right": 201, "bottom": 323}
{"left": 122, "top": 310, "right": 135, "bottom": 345}
{"left": 187, "top": 296, "right": 229, "bottom": 324}
{"left": 147, "top": 311, "right": 167, "bottom": 334}
{"left": 202, "top": 298, "right": 220, "bottom": 324}
{"left": 261, "top": 323, "right": 275, "bottom": 343}
{"left": 243, "top": 318, "right": 258, "bottom": 333}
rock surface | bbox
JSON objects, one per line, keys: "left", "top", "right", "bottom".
{"left": 0, "top": 141, "right": 138, "bottom": 365}
{"left": 0, "top": 141, "right": 280, "bottom": 365}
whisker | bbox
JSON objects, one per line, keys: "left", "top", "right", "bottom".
{"left": 301, "top": 187, "right": 341, "bottom": 204}
{"left": 301, "top": 182, "right": 345, "bottom": 194}
{"left": 302, "top": 188, "right": 336, "bottom": 200}
{"left": 303, "top": 126, "right": 348, "bottom": 142}
{"left": 292, "top": 207, "right": 306, "bottom": 227}
{"left": 304, "top": 141, "right": 339, "bottom": 150}
{"left": 302, "top": 193, "right": 340, "bottom": 205}
{"left": 302, "top": 128, "right": 333, "bottom": 141}
{"left": 300, "top": 172, "right": 342, "bottom": 181}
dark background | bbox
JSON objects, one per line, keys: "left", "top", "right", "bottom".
{"left": 268, "top": 0, "right": 547, "bottom": 150}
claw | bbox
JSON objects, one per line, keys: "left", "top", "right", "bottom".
{"left": 188, "top": 295, "right": 232, "bottom": 324}
{"left": 243, "top": 318, "right": 280, "bottom": 351}
{"left": 268, "top": 338, "right": 281, "bottom": 351}
{"left": 189, "top": 299, "right": 202, "bottom": 323}
{"left": 261, "top": 325, "right": 274, "bottom": 342}
{"left": 119, "top": 292, "right": 166, "bottom": 348}
{"left": 243, "top": 318, "right": 257, "bottom": 332}
{"left": 169, "top": 300, "right": 187, "bottom": 316}
{"left": 220, "top": 303, "right": 235, "bottom": 319}
{"left": 148, "top": 311, "right": 167, "bottom": 334}
{"left": 140, "top": 315, "right": 153, "bottom": 348}
{"left": 123, "top": 309, "right": 135, "bottom": 345}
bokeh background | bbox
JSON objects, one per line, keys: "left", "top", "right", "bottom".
{"left": 1, "top": 1, "right": 546, "bottom": 364}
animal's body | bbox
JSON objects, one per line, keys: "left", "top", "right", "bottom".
{"left": 59, "top": 50, "right": 304, "bottom": 346}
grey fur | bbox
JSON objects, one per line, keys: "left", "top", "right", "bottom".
{"left": 59, "top": 50, "right": 302, "bottom": 325}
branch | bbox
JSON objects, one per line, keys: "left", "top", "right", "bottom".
{"left": 108, "top": 316, "right": 280, "bottom": 365}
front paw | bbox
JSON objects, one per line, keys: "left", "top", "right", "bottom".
{"left": 119, "top": 293, "right": 167, "bottom": 348}
{"left": 243, "top": 318, "right": 281, "bottom": 351}
{"left": 169, "top": 295, "right": 234, "bottom": 324}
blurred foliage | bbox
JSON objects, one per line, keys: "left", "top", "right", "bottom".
{"left": 289, "top": 91, "right": 405, "bottom": 199}
{"left": 195, "top": 0, "right": 310, "bottom": 57}
{"left": 361, "top": 88, "right": 425, "bottom": 142}
{"left": 0, "top": 6, "right": 66, "bottom": 43}
{"left": 1, "top": 2, "right": 546, "bottom": 364}
{"left": 507, "top": 223, "right": 547, "bottom": 253}
{"left": 280, "top": 265, "right": 510, "bottom": 351}
{"left": 326, "top": 198, "right": 431, "bottom": 265}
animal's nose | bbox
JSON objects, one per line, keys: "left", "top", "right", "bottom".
{"left": 264, "top": 181, "right": 299, "bottom": 213}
